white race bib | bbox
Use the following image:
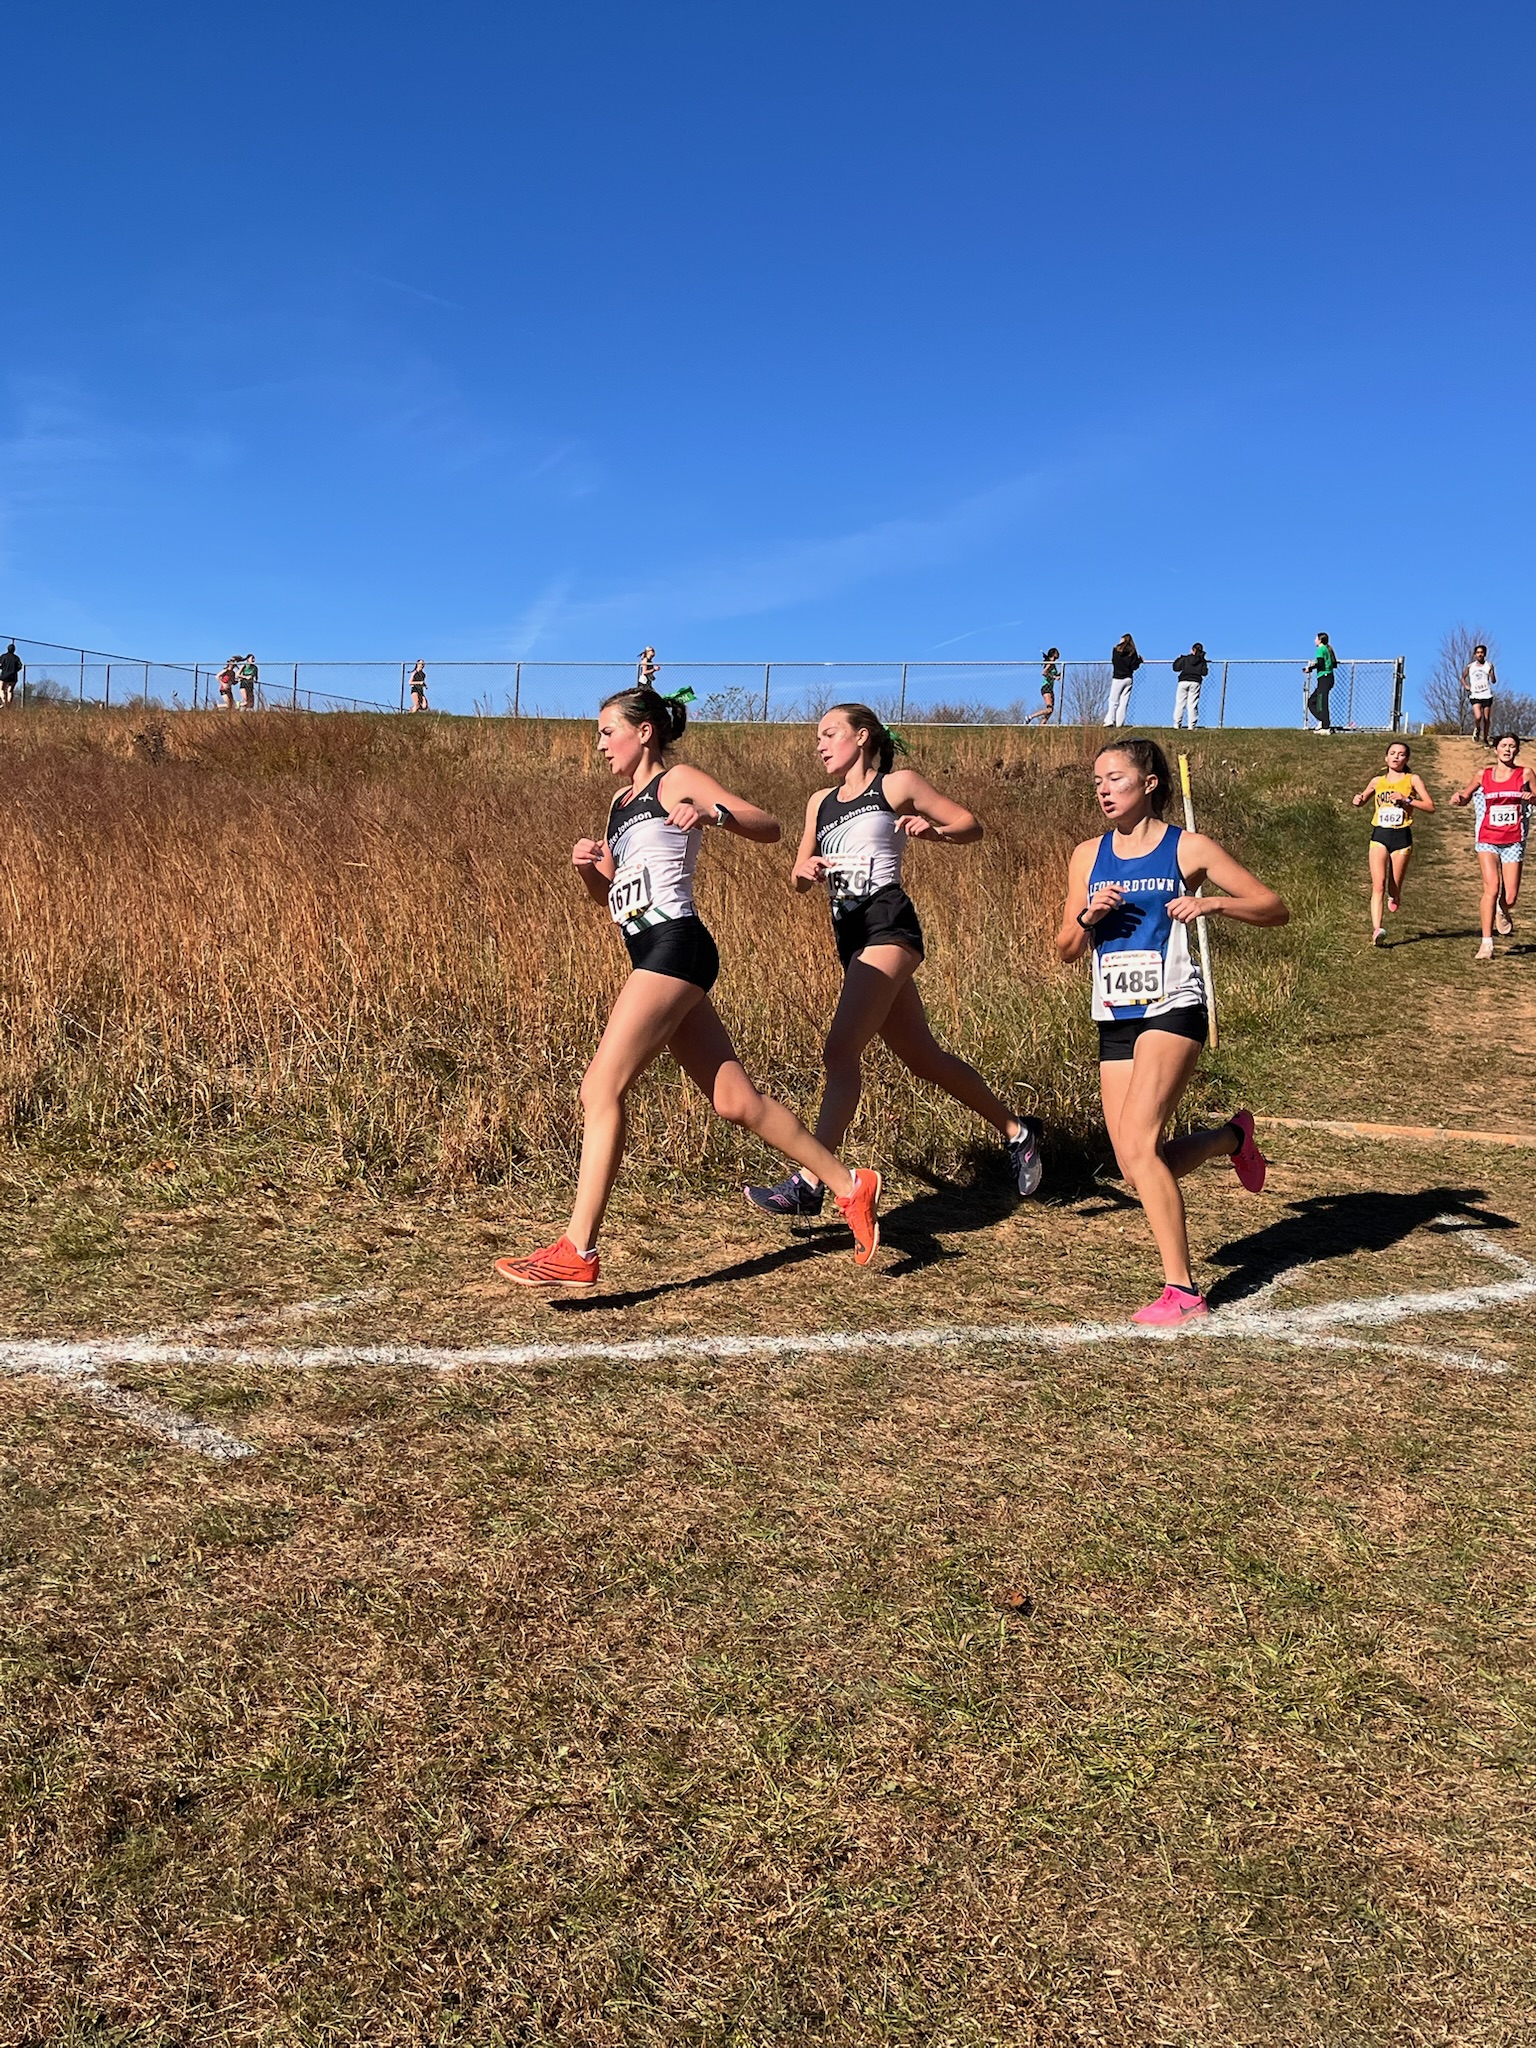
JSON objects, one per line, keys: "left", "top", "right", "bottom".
{"left": 608, "top": 861, "right": 653, "bottom": 925}
{"left": 823, "top": 856, "right": 876, "bottom": 910}
{"left": 1375, "top": 804, "right": 1406, "bottom": 830}
{"left": 1100, "top": 949, "right": 1165, "bottom": 1007}
{"left": 1488, "top": 802, "right": 1521, "bottom": 831}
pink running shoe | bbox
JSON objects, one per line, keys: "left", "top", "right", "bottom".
{"left": 1228, "top": 1110, "right": 1267, "bottom": 1194}
{"left": 1133, "top": 1285, "right": 1209, "bottom": 1326}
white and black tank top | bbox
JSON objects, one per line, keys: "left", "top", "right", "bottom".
{"left": 605, "top": 771, "right": 700, "bottom": 933}
{"left": 814, "top": 773, "right": 906, "bottom": 918}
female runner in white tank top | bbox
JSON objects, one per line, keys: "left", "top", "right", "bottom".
{"left": 746, "top": 703, "right": 1043, "bottom": 1222}
{"left": 1462, "top": 645, "right": 1496, "bottom": 748}
{"left": 493, "top": 685, "right": 881, "bottom": 1286}
{"left": 1056, "top": 737, "right": 1289, "bottom": 1327}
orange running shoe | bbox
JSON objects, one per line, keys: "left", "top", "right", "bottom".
{"left": 494, "top": 1237, "right": 600, "bottom": 1287}
{"left": 836, "top": 1167, "right": 882, "bottom": 1266}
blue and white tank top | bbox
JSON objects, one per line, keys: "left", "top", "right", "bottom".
{"left": 815, "top": 774, "right": 906, "bottom": 919}
{"left": 1087, "top": 824, "right": 1205, "bottom": 1022}
{"left": 605, "top": 772, "right": 700, "bottom": 933}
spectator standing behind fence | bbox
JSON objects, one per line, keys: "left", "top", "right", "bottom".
{"left": 409, "top": 659, "right": 429, "bottom": 712}
{"left": 1305, "top": 632, "right": 1338, "bottom": 733}
{"left": 0, "top": 641, "right": 20, "bottom": 707}
{"left": 1171, "top": 642, "right": 1209, "bottom": 730}
{"left": 1027, "top": 648, "right": 1060, "bottom": 726}
{"left": 1463, "top": 643, "right": 1496, "bottom": 747}
{"left": 1105, "top": 634, "right": 1142, "bottom": 725}
{"left": 638, "top": 646, "right": 659, "bottom": 689}
{"left": 237, "top": 653, "right": 259, "bottom": 711}
{"left": 217, "top": 659, "right": 238, "bottom": 710}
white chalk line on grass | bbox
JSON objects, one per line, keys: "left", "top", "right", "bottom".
{"left": 0, "top": 1222, "right": 1530, "bottom": 1458}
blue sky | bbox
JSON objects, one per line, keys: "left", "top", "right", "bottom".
{"left": 2, "top": 0, "right": 1529, "bottom": 713}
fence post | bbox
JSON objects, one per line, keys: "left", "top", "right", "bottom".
{"left": 899, "top": 662, "right": 908, "bottom": 719}
{"left": 105, "top": 664, "right": 111, "bottom": 707}
{"left": 399, "top": 662, "right": 407, "bottom": 713}
{"left": 144, "top": 661, "right": 150, "bottom": 704}
{"left": 292, "top": 663, "right": 299, "bottom": 710}
{"left": 1218, "top": 661, "right": 1229, "bottom": 728}
{"left": 192, "top": 665, "right": 199, "bottom": 710}
{"left": 513, "top": 662, "right": 522, "bottom": 718}
{"left": 762, "top": 663, "right": 771, "bottom": 721}
{"left": 20, "top": 666, "right": 26, "bottom": 707}
{"left": 1392, "top": 657, "right": 1405, "bottom": 733}
{"left": 79, "top": 650, "right": 85, "bottom": 704}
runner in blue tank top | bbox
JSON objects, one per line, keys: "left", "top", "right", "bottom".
{"left": 1057, "top": 737, "right": 1289, "bottom": 1327}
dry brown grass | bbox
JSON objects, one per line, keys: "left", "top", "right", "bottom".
{"left": 0, "top": 712, "right": 1332, "bottom": 1194}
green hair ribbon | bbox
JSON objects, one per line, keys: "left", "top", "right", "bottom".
{"left": 887, "top": 724, "right": 911, "bottom": 756}
{"left": 666, "top": 685, "right": 697, "bottom": 706}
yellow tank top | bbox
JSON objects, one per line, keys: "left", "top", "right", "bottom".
{"left": 1371, "top": 772, "right": 1414, "bottom": 831}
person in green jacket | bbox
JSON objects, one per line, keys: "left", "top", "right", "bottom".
{"left": 1305, "top": 632, "right": 1338, "bottom": 733}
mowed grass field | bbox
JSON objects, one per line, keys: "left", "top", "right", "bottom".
{"left": 2, "top": 714, "right": 1534, "bottom": 2047}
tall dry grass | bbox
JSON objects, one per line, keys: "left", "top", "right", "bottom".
{"left": 0, "top": 711, "right": 1323, "bottom": 1190}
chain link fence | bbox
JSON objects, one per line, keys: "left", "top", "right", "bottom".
{"left": 0, "top": 637, "right": 1407, "bottom": 729}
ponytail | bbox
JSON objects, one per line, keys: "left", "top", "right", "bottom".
{"left": 601, "top": 683, "right": 695, "bottom": 753}
{"left": 828, "top": 701, "right": 906, "bottom": 775}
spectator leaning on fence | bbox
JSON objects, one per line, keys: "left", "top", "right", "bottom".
{"left": 238, "top": 653, "right": 259, "bottom": 710}
{"left": 0, "top": 641, "right": 20, "bottom": 707}
{"left": 1105, "top": 634, "right": 1142, "bottom": 725}
{"left": 1171, "top": 642, "right": 1209, "bottom": 730}
{"left": 1305, "top": 632, "right": 1338, "bottom": 733}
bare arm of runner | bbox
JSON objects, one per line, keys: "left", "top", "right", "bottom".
{"left": 572, "top": 836, "right": 617, "bottom": 904}
{"left": 1409, "top": 775, "right": 1435, "bottom": 813}
{"left": 883, "top": 767, "right": 983, "bottom": 843}
{"left": 659, "top": 764, "right": 781, "bottom": 843}
{"left": 1168, "top": 833, "right": 1289, "bottom": 927}
{"left": 1056, "top": 839, "right": 1124, "bottom": 962}
{"left": 1351, "top": 777, "right": 1378, "bottom": 807}
{"left": 792, "top": 789, "right": 832, "bottom": 890}
{"left": 1450, "top": 778, "right": 1481, "bottom": 807}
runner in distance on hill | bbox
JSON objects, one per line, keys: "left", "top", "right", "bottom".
{"left": 1351, "top": 740, "right": 1433, "bottom": 946}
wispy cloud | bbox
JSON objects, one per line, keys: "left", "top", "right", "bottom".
{"left": 351, "top": 268, "right": 462, "bottom": 311}
{"left": 930, "top": 618, "right": 1029, "bottom": 649}
{"left": 504, "top": 575, "right": 577, "bottom": 657}
{"left": 556, "top": 470, "right": 1056, "bottom": 635}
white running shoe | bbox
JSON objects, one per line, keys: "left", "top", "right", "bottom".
{"left": 1495, "top": 905, "right": 1515, "bottom": 937}
{"left": 1476, "top": 938, "right": 1495, "bottom": 960}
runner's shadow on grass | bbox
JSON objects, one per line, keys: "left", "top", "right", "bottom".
{"left": 1204, "top": 1186, "right": 1517, "bottom": 1309}
{"left": 1385, "top": 927, "right": 1483, "bottom": 947}
{"left": 878, "top": 1135, "right": 1136, "bottom": 1277}
{"left": 549, "top": 1233, "right": 840, "bottom": 1315}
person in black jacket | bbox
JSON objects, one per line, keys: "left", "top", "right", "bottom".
{"left": 1172, "top": 642, "right": 1209, "bottom": 729}
{"left": 1106, "top": 634, "right": 1142, "bottom": 725}
{"left": 0, "top": 642, "right": 20, "bottom": 707}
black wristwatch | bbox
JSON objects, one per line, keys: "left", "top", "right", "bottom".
{"left": 1076, "top": 908, "right": 1098, "bottom": 930}
{"left": 713, "top": 803, "right": 733, "bottom": 827}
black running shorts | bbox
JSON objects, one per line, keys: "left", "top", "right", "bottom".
{"left": 624, "top": 914, "right": 720, "bottom": 992}
{"left": 832, "top": 884, "right": 925, "bottom": 970}
{"left": 1096, "top": 1005, "right": 1210, "bottom": 1062}
{"left": 1369, "top": 826, "right": 1412, "bottom": 854}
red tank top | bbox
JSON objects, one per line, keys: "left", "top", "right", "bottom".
{"left": 1480, "top": 766, "right": 1528, "bottom": 846}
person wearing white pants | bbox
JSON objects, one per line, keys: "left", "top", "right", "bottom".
{"left": 1172, "top": 642, "right": 1209, "bottom": 729}
{"left": 1105, "top": 633, "right": 1142, "bottom": 724}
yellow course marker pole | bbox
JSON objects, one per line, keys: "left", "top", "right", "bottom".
{"left": 1178, "top": 753, "right": 1219, "bottom": 1051}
